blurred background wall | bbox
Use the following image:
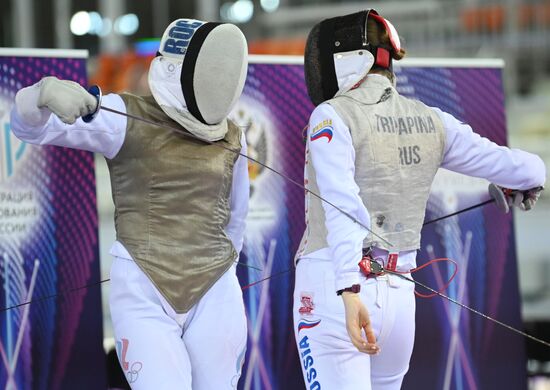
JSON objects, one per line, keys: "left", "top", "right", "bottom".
{"left": 1, "top": 0, "right": 549, "bottom": 386}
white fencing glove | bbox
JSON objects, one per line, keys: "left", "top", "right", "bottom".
{"left": 15, "top": 77, "right": 101, "bottom": 126}
{"left": 488, "top": 183, "right": 544, "bottom": 213}
{"left": 37, "top": 76, "right": 100, "bottom": 124}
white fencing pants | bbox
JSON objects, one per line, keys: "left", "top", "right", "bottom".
{"left": 109, "top": 257, "right": 247, "bottom": 389}
{"left": 293, "top": 258, "right": 416, "bottom": 390}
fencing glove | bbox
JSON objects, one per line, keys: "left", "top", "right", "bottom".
{"left": 488, "top": 183, "right": 544, "bottom": 213}
{"left": 13, "top": 76, "right": 100, "bottom": 126}
{"left": 37, "top": 76, "right": 100, "bottom": 124}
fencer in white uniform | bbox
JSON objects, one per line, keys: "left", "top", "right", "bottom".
{"left": 294, "top": 9, "right": 546, "bottom": 390}
{"left": 11, "top": 19, "right": 250, "bottom": 389}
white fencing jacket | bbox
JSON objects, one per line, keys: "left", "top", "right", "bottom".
{"left": 300, "top": 75, "right": 546, "bottom": 291}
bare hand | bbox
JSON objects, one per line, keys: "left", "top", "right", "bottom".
{"left": 341, "top": 292, "right": 380, "bottom": 354}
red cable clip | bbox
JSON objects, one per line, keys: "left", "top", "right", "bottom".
{"left": 358, "top": 253, "right": 384, "bottom": 278}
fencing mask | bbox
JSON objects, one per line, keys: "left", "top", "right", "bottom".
{"left": 149, "top": 19, "right": 248, "bottom": 141}
{"left": 304, "top": 9, "right": 401, "bottom": 106}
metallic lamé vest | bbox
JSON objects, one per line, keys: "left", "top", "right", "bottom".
{"left": 106, "top": 93, "right": 241, "bottom": 313}
{"left": 298, "top": 76, "right": 446, "bottom": 257}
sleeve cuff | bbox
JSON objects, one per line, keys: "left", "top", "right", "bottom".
{"left": 10, "top": 106, "right": 49, "bottom": 141}
{"left": 334, "top": 272, "right": 361, "bottom": 292}
{"left": 14, "top": 84, "right": 52, "bottom": 128}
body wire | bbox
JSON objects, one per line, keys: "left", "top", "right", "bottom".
{"left": 386, "top": 269, "right": 550, "bottom": 348}
{"left": 101, "top": 106, "right": 550, "bottom": 347}
{"left": 100, "top": 105, "right": 392, "bottom": 248}
{"left": 4, "top": 106, "right": 546, "bottom": 348}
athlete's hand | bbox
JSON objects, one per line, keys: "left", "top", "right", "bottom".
{"left": 37, "top": 76, "right": 99, "bottom": 124}
{"left": 489, "top": 184, "right": 544, "bottom": 213}
{"left": 341, "top": 292, "right": 380, "bottom": 355}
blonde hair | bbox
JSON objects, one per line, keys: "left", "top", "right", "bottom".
{"left": 366, "top": 16, "right": 406, "bottom": 81}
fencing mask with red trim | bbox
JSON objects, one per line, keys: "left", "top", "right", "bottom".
{"left": 304, "top": 9, "right": 401, "bottom": 106}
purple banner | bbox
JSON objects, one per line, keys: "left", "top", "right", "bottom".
{"left": 233, "top": 58, "right": 526, "bottom": 390}
{"left": 0, "top": 50, "right": 105, "bottom": 390}
{"left": 398, "top": 64, "right": 526, "bottom": 390}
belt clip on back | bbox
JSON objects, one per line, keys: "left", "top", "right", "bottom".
{"left": 358, "top": 247, "right": 384, "bottom": 278}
